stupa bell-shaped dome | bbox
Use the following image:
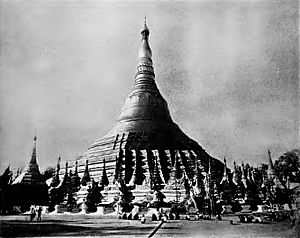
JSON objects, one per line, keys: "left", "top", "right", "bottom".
{"left": 61, "top": 20, "right": 223, "bottom": 191}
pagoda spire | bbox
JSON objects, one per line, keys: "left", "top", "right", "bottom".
{"left": 57, "top": 156, "right": 61, "bottom": 172}
{"left": 100, "top": 158, "right": 109, "bottom": 187}
{"left": 128, "top": 152, "right": 137, "bottom": 187}
{"left": 106, "top": 18, "right": 173, "bottom": 135}
{"left": 63, "top": 161, "right": 68, "bottom": 182}
{"left": 133, "top": 18, "right": 157, "bottom": 94}
{"left": 220, "top": 157, "right": 229, "bottom": 185}
{"left": 153, "top": 156, "right": 160, "bottom": 190}
{"left": 232, "top": 161, "right": 238, "bottom": 185}
{"left": 208, "top": 157, "right": 211, "bottom": 176}
{"left": 16, "top": 168, "right": 20, "bottom": 178}
{"left": 139, "top": 16, "right": 152, "bottom": 60}
{"left": 241, "top": 162, "right": 247, "bottom": 189}
{"left": 30, "top": 133, "right": 37, "bottom": 165}
{"left": 75, "top": 160, "right": 78, "bottom": 176}
{"left": 81, "top": 159, "right": 91, "bottom": 186}
{"left": 251, "top": 167, "right": 256, "bottom": 184}
{"left": 51, "top": 156, "right": 61, "bottom": 187}
{"left": 174, "top": 151, "right": 182, "bottom": 180}
{"left": 267, "top": 149, "right": 275, "bottom": 180}
{"left": 205, "top": 158, "right": 212, "bottom": 198}
{"left": 192, "top": 156, "right": 206, "bottom": 197}
{"left": 247, "top": 166, "right": 254, "bottom": 186}
{"left": 266, "top": 150, "right": 284, "bottom": 189}
{"left": 223, "top": 157, "right": 227, "bottom": 176}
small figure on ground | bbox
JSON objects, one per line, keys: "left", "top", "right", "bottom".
{"left": 30, "top": 207, "right": 36, "bottom": 221}
{"left": 215, "top": 200, "right": 223, "bottom": 221}
{"left": 290, "top": 209, "right": 296, "bottom": 228}
{"left": 37, "top": 206, "right": 42, "bottom": 221}
{"left": 141, "top": 214, "right": 146, "bottom": 224}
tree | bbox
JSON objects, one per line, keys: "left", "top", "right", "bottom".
{"left": 274, "top": 149, "right": 300, "bottom": 183}
{"left": 253, "top": 163, "right": 268, "bottom": 186}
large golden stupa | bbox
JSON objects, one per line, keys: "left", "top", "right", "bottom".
{"left": 61, "top": 20, "right": 223, "bottom": 202}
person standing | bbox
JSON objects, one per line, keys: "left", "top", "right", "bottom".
{"left": 30, "top": 207, "right": 36, "bottom": 221}
{"left": 37, "top": 206, "right": 42, "bottom": 221}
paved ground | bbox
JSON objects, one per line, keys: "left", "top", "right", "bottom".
{"left": 0, "top": 214, "right": 299, "bottom": 237}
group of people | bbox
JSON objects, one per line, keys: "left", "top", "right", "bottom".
{"left": 30, "top": 206, "right": 43, "bottom": 221}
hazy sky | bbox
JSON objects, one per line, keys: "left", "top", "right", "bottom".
{"left": 0, "top": 0, "right": 299, "bottom": 173}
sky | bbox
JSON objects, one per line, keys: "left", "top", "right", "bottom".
{"left": 0, "top": 0, "right": 299, "bottom": 173}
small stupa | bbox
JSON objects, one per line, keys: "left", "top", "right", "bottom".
{"left": 13, "top": 134, "right": 43, "bottom": 185}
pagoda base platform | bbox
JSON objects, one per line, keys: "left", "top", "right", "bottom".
{"left": 100, "top": 183, "right": 187, "bottom": 205}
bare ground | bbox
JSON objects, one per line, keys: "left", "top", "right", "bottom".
{"left": 0, "top": 214, "right": 299, "bottom": 238}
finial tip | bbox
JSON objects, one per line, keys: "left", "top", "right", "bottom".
{"left": 141, "top": 15, "right": 149, "bottom": 32}
{"left": 34, "top": 130, "right": 37, "bottom": 141}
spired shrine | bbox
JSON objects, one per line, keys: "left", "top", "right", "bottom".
{"left": 13, "top": 135, "right": 43, "bottom": 185}
{"left": 51, "top": 19, "right": 225, "bottom": 216}
{"left": 4, "top": 135, "right": 49, "bottom": 210}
